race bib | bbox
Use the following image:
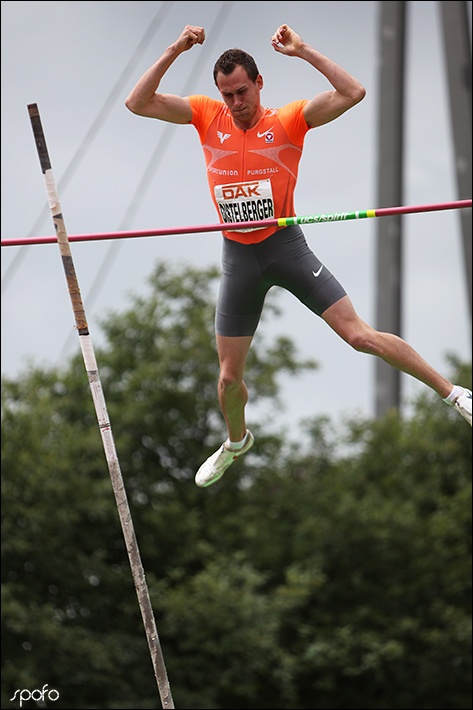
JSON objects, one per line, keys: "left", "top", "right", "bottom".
{"left": 214, "top": 179, "right": 274, "bottom": 231}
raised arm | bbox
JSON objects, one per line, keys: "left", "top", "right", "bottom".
{"left": 125, "top": 24, "right": 205, "bottom": 123}
{"left": 271, "top": 24, "right": 366, "bottom": 128}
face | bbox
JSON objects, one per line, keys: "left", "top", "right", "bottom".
{"left": 216, "top": 65, "right": 263, "bottom": 128}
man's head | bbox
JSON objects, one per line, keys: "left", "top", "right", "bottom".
{"left": 213, "top": 48, "right": 259, "bottom": 85}
{"left": 213, "top": 49, "right": 264, "bottom": 129}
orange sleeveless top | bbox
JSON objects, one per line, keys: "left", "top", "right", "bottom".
{"left": 189, "top": 95, "right": 311, "bottom": 244}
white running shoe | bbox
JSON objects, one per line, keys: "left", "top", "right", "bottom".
{"left": 453, "top": 387, "right": 472, "bottom": 426}
{"left": 195, "top": 430, "right": 254, "bottom": 488}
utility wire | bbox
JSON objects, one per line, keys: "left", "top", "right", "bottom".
{"left": 58, "top": 1, "right": 236, "bottom": 362}
{"left": 1, "top": 1, "right": 176, "bottom": 295}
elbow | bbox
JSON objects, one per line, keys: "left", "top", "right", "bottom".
{"left": 353, "top": 84, "right": 366, "bottom": 105}
{"left": 340, "top": 83, "right": 366, "bottom": 112}
{"left": 125, "top": 96, "right": 139, "bottom": 114}
{"left": 125, "top": 90, "right": 151, "bottom": 115}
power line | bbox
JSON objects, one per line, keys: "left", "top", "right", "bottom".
{"left": 58, "top": 1, "right": 236, "bottom": 362}
{"left": 1, "top": 1, "right": 176, "bottom": 295}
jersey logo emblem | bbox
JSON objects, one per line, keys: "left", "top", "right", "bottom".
{"left": 217, "top": 131, "right": 231, "bottom": 144}
{"left": 257, "top": 126, "right": 274, "bottom": 139}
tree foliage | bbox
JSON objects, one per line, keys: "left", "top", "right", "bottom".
{"left": 2, "top": 262, "right": 471, "bottom": 709}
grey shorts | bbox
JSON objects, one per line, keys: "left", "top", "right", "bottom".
{"left": 215, "top": 225, "right": 347, "bottom": 337}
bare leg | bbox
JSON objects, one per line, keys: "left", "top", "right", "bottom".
{"left": 216, "top": 334, "right": 253, "bottom": 441}
{"left": 322, "top": 296, "right": 453, "bottom": 398}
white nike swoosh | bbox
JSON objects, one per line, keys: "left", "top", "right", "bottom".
{"left": 312, "top": 265, "right": 324, "bottom": 278}
{"left": 257, "top": 126, "right": 274, "bottom": 138}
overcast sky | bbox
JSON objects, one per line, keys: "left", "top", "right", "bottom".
{"left": 1, "top": 1, "right": 471, "bottom": 439}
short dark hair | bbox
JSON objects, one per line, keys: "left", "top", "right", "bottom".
{"left": 213, "top": 48, "right": 260, "bottom": 85}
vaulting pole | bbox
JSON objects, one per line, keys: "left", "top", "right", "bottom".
{"left": 2, "top": 199, "right": 471, "bottom": 247}
{"left": 27, "top": 103, "right": 174, "bottom": 710}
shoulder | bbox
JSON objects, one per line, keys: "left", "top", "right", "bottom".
{"left": 188, "top": 95, "right": 229, "bottom": 142}
{"left": 277, "top": 100, "right": 309, "bottom": 121}
{"left": 189, "top": 95, "right": 224, "bottom": 118}
{"left": 275, "top": 101, "right": 311, "bottom": 142}
{"left": 189, "top": 95, "right": 228, "bottom": 131}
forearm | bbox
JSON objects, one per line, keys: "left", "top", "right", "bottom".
{"left": 125, "top": 44, "right": 183, "bottom": 113}
{"left": 126, "top": 25, "right": 205, "bottom": 118}
{"left": 271, "top": 24, "right": 365, "bottom": 125}
{"left": 297, "top": 43, "right": 365, "bottom": 101}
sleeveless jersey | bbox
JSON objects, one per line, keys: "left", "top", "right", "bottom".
{"left": 189, "top": 95, "right": 312, "bottom": 244}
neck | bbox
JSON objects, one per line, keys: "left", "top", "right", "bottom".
{"left": 233, "top": 105, "right": 264, "bottom": 131}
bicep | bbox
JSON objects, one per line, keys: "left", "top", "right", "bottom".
{"left": 303, "top": 90, "right": 356, "bottom": 128}
{"left": 132, "top": 93, "right": 192, "bottom": 124}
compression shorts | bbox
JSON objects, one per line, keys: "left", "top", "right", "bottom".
{"left": 215, "top": 225, "right": 347, "bottom": 337}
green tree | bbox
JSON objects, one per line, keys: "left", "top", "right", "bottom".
{"left": 1, "top": 262, "right": 314, "bottom": 709}
{"left": 2, "top": 262, "right": 471, "bottom": 709}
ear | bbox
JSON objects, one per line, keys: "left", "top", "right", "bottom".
{"left": 256, "top": 74, "right": 264, "bottom": 90}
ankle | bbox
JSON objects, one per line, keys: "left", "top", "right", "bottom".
{"left": 226, "top": 431, "right": 248, "bottom": 450}
{"left": 443, "top": 384, "right": 464, "bottom": 406}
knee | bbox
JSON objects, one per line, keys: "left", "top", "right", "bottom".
{"left": 218, "top": 370, "right": 242, "bottom": 393}
{"left": 345, "top": 329, "right": 377, "bottom": 354}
